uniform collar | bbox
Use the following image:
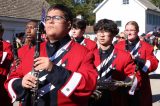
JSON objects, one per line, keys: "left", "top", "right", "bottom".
{"left": 128, "top": 37, "right": 140, "bottom": 46}
{"left": 75, "top": 36, "right": 84, "bottom": 44}
{"left": 47, "top": 34, "right": 71, "bottom": 48}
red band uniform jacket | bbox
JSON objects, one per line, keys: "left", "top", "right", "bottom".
{"left": 5, "top": 37, "right": 98, "bottom": 106}
{"left": 10, "top": 44, "right": 34, "bottom": 74}
{"left": 115, "top": 39, "right": 159, "bottom": 106}
{"left": 93, "top": 46, "right": 140, "bottom": 106}
{"left": 77, "top": 38, "right": 97, "bottom": 52}
{"left": 0, "top": 41, "right": 13, "bottom": 106}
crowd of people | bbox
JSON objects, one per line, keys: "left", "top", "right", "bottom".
{"left": 0, "top": 4, "right": 159, "bottom": 106}
{"left": 114, "top": 28, "right": 160, "bottom": 52}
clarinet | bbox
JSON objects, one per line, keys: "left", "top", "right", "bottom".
{"left": 12, "top": 34, "right": 18, "bottom": 60}
{"left": 30, "top": 22, "right": 41, "bottom": 106}
{"left": 8, "top": 34, "right": 19, "bottom": 75}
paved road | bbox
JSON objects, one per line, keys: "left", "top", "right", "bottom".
{"left": 150, "top": 75, "right": 160, "bottom": 106}
{"left": 14, "top": 77, "right": 160, "bottom": 106}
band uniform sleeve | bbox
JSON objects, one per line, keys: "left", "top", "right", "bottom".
{"left": 123, "top": 53, "right": 136, "bottom": 77}
{"left": 3, "top": 42, "right": 14, "bottom": 64}
{"left": 142, "top": 44, "right": 159, "bottom": 73}
{"left": 0, "top": 41, "right": 2, "bottom": 61}
{"left": 4, "top": 63, "right": 25, "bottom": 103}
{"left": 61, "top": 51, "right": 98, "bottom": 97}
{"left": 46, "top": 65, "right": 72, "bottom": 89}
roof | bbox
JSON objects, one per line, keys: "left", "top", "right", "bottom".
{"left": 0, "top": 0, "right": 50, "bottom": 20}
{"left": 137, "top": 0, "right": 160, "bottom": 12}
{"left": 93, "top": 0, "right": 160, "bottom": 13}
{"left": 93, "top": 0, "right": 108, "bottom": 13}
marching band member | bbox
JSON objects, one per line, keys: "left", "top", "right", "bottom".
{"left": 91, "top": 19, "right": 140, "bottom": 106}
{"left": 10, "top": 20, "right": 38, "bottom": 73}
{"left": 70, "top": 18, "right": 97, "bottom": 51}
{"left": 18, "top": 20, "right": 38, "bottom": 60}
{"left": 5, "top": 4, "right": 97, "bottom": 106}
{"left": 0, "top": 22, "right": 13, "bottom": 106}
{"left": 115, "top": 21, "right": 159, "bottom": 106}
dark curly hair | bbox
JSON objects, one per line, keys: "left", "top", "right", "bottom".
{"left": 94, "top": 19, "right": 119, "bottom": 36}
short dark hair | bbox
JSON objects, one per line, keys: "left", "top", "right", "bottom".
{"left": 27, "top": 20, "right": 38, "bottom": 26}
{"left": 94, "top": 19, "right": 119, "bottom": 36}
{"left": 47, "top": 4, "right": 73, "bottom": 23}
{"left": 72, "top": 18, "right": 86, "bottom": 30}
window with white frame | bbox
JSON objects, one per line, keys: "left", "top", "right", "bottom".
{"left": 123, "top": 0, "right": 129, "bottom": 4}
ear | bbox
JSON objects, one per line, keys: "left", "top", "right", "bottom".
{"left": 44, "top": 24, "right": 46, "bottom": 31}
{"left": 67, "top": 21, "right": 72, "bottom": 29}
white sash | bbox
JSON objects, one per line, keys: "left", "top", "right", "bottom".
{"left": 96, "top": 50, "right": 115, "bottom": 79}
{"left": 130, "top": 41, "right": 140, "bottom": 57}
{"left": 37, "top": 41, "right": 72, "bottom": 99}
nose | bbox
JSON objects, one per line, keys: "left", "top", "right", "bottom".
{"left": 71, "top": 29, "right": 76, "bottom": 33}
{"left": 99, "top": 33, "right": 105, "bottom": 37}
{"left": 26, "top": 29, "right": 31, "bottom": 34}
{"left": 47, "top": 18, "right": 55, "bottom": 24}
{"left": 72, "top": 30, "right": 75, "bottom": 33}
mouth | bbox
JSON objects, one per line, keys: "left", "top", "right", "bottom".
{"left": 26, "top": 35, "right": 33, "bottom": 39}
{"left": 48, "top": 26, "right": 54, "bottom": 29}
{"left": 100, "top": 39, "right": 104, "bottom": 41}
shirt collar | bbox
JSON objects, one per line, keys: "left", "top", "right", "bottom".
{"left": 47, "top": 34, "right": 71, "bottom": 48}
{"left": 75, "top": 36, "right": 84, "bottom": 44}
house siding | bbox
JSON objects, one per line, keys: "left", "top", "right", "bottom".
{"left": 95, "top": 0, "right": 160, "bottom": 35}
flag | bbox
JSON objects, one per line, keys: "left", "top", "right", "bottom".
{"left": 41, "top": 6, "right": 46, "bottom": 25}
{"left": 40, "top": 4, "right": 47, "bottom": 41}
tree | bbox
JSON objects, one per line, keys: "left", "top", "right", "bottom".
{"left": 150, "top": 0, "right": 160, "bottom": 8}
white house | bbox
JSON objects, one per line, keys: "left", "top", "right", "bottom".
{"left": 0, "top": 0, "right": 49, "bottom": 42}
{"left": 93, "top": 0, "right": 160, "bottom": 35}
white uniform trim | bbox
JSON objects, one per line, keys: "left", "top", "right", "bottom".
{"left": 39, "top": 74, "right": 48, "bottom": 82}
{"left": 80, "top": 39, "right": 85, "bottom": 45}
{"left": 8, "top": 78, "right": 19, "bottom": 103}
{"left": 37, "top": 83, "right": 55, "bottom": 99}
{"left": 128, "top": 75, "right": 138, "bottom": 95}
{"left": 61, "top": 72, "right": 82, "bottom": 97}
{"left": 142, "top": 60, "right": 151, "bottom": 72}
{"left": 130, "top": 41, "right": 140, "bottom": 55}
{"left": 49, "top": 41, "right": 71, "bottom": 61}
{"left": 33, "top": 41, "right": 71, "bottom": 85}
{"left": 0, "top": 52, "right": 7, "bottom": 64}
{"left": 96, "top": 50, "right": 114, "bottom": 71}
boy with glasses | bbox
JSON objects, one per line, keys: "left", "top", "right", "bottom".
{"left": 5, "top": 4, "right": 97, "bottom": 106}
{"left": 90, "top": 19, "right": 139, "bottom": 106}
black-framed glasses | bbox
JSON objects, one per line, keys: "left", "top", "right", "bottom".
{"left": 45, "top": 16, "right": 66, "bottom": 22}
{"left": 120, "top": 37, "right": 125, "bottom": 39}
